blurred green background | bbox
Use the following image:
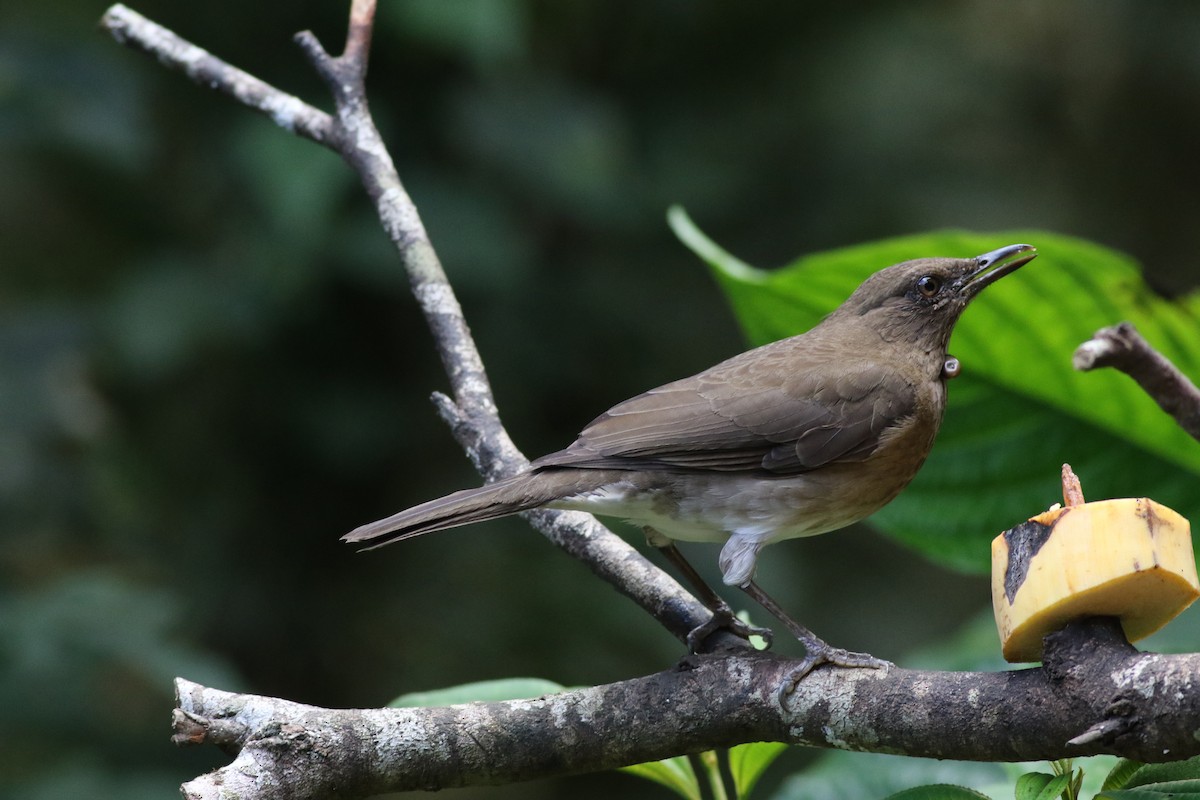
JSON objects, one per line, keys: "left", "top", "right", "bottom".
{"left": 5, "top": 1, "right": 1200, "bottom": 798}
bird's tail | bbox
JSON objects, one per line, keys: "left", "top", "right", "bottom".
{"left": 342, "top": 470, "right": 608, "bottom": 550}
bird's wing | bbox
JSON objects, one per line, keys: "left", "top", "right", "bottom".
{"left": 533, "top": 341, "right": 918, "bottom": 475}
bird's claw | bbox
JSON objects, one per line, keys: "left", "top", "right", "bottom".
{"left": 687, "top": 602, "right": 774, "bottom": 652}
{"left": 779, "top": 645, "right": 891, "bottom": 699}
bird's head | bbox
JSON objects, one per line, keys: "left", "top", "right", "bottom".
{"left": 830, "top": 243, "right": 1037, "bottom": 350}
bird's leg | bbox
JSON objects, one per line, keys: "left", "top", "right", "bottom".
{"left": 651, "top": 536, "right": 774, "bottom": 652}
{"left": 738, "top": 580, "right": 891, "bottom": 693}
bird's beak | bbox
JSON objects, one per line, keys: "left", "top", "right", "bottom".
{"left": 960, "top": 243, "right": 1037, "bottom": 296}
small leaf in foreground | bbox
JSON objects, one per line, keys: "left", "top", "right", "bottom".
{"left": 1121, "top": 755, "right": 1200, "bottom": 789}
{"left": 620, "top": 757, "right": 702, "bottom": 800}
{"left": 1014, "top": 772, "right": 1055, "bottom": 800}
{"left": 1099, "top": 781, "right": 1200, "bottom": 799}
{"left": 728, "top": 741, "right": 788, "bottom": 799}
{"left": 1102, "top": 760, "right": 1146, "bottom": 792}
{"left": 884, "top": 784, "right": 994, "bottom": 800}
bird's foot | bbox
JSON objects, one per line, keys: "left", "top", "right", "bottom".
{"left": 780, "top": 642, "right": 891, "bottom": 698}
{"left": 687, "top": 601, "right": 774, "bottom": 652}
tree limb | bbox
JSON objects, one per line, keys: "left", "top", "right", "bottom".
{"left": 1074, "top": 321, "right": 1200, "bottom": 441}
{"left": 171, "top": 620, "right": 1200, "bottom": 799}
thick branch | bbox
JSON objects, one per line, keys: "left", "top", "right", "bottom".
{"left": 1074, "top": 322, "right": 1200, "bottom": 441}
{"left": 173, "top": 621, "right": 1200, "bottom": 799}
{"left": 99, "top": 4, "right": 727, "bottom": 649}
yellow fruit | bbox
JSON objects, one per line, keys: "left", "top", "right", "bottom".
{"left": 991, "top": 498, "right": 1199, "bottom": 663}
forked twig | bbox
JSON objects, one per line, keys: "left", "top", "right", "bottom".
{"left": 100, "top": 2, "right": 725, "bottom": 650}
{"left": 1074, "top": 321, "right": 1200, "bottom": 442}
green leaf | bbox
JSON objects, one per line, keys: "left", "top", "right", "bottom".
{"left": 884, "top": 784, "right": 995, "bottom": 800}
{"left": 388, "top": 677, "right": 566, "bottom": 707}
{"left": 1015, "top": 772, "right": 1055, "bottom": 800}
{"left": 620, "top": 756, "right": 702, "bottom": 800}
{"left": 1013, "top": 771, "right": 1072, "bottom": 800}
{"left": 728, "top": 741, "right": 788, "bottom": 799}
{"left": 699, "top": 750, "right": 729, "bottom": 800}
{"left": 1123, "top": 756, "right": 1200, "bottom": 788}
{"left": 1099, "top": 781, "right": 1200, "bottom": 799}
{"left": 671, "top": 209, "right": 1200, "bottom": 573}
{"left": 736, "top": 610, "right": 772, "bottom": 651}
{"left": 1059, "top": 757, "right": 1120, "bottom": 800}
{"left": 1103, "top": 760, "right": 1147, "bottom": 792}
{"left": 1037, "top": 773, "right": 1072, "bottom": 800}
{"left": 774, "top": 751, "right": 1013, "bottom": 800}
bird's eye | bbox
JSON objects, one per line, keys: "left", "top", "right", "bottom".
{"left": 916, "top": 275, "right": 942, "bottom": 298}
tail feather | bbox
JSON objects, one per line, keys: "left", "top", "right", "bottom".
{"left": 343, "top": 470, "right": 611, "bottom": 550}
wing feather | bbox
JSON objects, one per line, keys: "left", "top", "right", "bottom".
{"left": 533, "top": 337, "right": 917, "bottom": 475}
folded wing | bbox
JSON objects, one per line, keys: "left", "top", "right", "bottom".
{"left": 533, "top": 340, "right": 917, "bottom": 475}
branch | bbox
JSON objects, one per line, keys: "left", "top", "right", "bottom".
{"left": 100, "top": 5, "right": 337, "bottom": 145}
{"left": 1074, "top": 321, "right": 1200, "bottom": 441}
{"left": 98, "top": 4, "right": 730, "bottom": 649}
{"left": 172, "top": 620, "right": 1200, "bottom": 799}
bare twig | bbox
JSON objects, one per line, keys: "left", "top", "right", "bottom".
{"left": 1074, "top": 322, "right": 1200, "bottom": 441}
{"left": 100, "top": 5, "right": 337, "bottom": 145}
{"left": 1060, "top": 463, "right": 1084, "bottom": 507}
{"left": 172, "top": 621, "right": 1200, "bottom": 798}
{"left": 99, "top": 3, "right": 727, "bottom": 649}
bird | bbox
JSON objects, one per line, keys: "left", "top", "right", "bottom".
{"left": 345, "top": 243, "right": 1037, "bottom": 681}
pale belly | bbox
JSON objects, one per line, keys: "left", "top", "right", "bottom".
{"left": 549, "top": 462, "right": 910, "bottom": 547}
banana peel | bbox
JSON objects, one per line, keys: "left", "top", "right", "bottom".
{"left": 992, "top": 497, "right": 1199, "bottom": 663}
